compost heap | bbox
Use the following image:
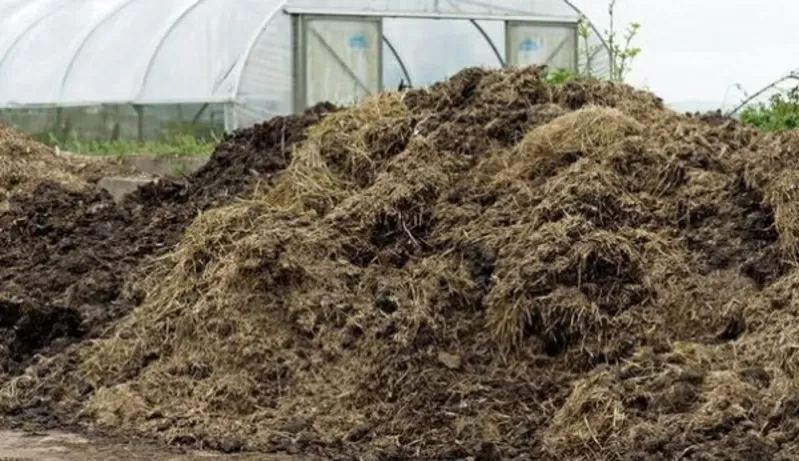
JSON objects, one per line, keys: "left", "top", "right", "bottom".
{"left": 0, "top": 123, "right": 138, "bottom": 209}
{"left": 0, "top": 124, "right": 89, "bottom": 211}
{"left": 0, "top": 105, "right": 335, "bottom": 376}
{"left": 4, "top": 67, "right": 799, "bottom": 460}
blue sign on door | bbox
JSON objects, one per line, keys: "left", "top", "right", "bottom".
{"left": 349, "top": 34, "right": 368, "bottom": 49}
{"left": 519, "top": 38, "right": 539, "bottom": 51}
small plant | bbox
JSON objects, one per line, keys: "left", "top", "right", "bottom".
{"left": 577, "top": 0, "right": 641, "bottom": 82}
{"left": 740, "top": 86, "right": 799, "bottom": 132}
{"left": 544, "top": 67, "right": 577, "bottom": 85}
{"left": 727, "top": 70, "right": 799, "bottom": 132}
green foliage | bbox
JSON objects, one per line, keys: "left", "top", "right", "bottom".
{"left": 44, "top": 132, "right": 218, "bottom": 157}
{"left": 609, "top": 21, "right": 641, "bottom": 82}
{"left": 740, "top": 87, "right": 799, "bottom": 132}
{"left": 577, "top": 0, "right": 641, "bottom": 82}
{"left": 544, "top": 68, "right": 577, "bottom": 85}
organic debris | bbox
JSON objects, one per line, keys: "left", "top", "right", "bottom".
{"left": 0, "top": 105, "right": 335, "bottom": 377}
{"left": 0, "top": 124, "right": 88, "bottom": 211}
{"left": 3, "top": 67, "right": 799, "bottom": 460}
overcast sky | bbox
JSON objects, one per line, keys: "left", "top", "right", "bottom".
{"left": 575, "top": 0, "right": 798, "bottom": 110}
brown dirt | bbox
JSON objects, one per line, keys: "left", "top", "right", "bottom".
{"left": 0, "top": 104, "right": 336, "bottom": 379}
{"left": 0, "top": 429, "right": 309, "bottom": 461}
{"left": 0, "top": 124, "right": 139, "bottom": 208}
{"left": 3, "top": 67, "right": 799, "bottom": 460}
{"left": 0, "top": 125, "right": 88, "bottom": 211}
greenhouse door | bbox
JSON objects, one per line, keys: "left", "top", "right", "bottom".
{"left": 297, "top": 16, "right": 382, "bottom": 109}
{"left": 506, "top": 22, "right": 578, "bottom": 71}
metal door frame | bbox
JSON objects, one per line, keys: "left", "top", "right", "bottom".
{"left": 293, "top": 14, "right": 384, "bottom": 112}
{"left": 505, "top": 20, "right": 579, "bottom": 71}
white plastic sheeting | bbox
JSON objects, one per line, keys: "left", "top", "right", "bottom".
{"left": 0, "top": 0, "right": 610, "bottom": 128}
{"left": 0, "top": 0, "right": 279, "bottom": 107}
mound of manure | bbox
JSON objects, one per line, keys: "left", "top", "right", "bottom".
{"left": 0, "top": 105, "right": 335, "bottom": 381}
{"left": 4, "top": 67, "right": 799, "bottom": 461}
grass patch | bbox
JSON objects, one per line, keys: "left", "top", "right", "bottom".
{"left": 740, "top": 88, "right": 799, "bottom": 132}
{"left": 44, "top": 133, "right": 218, "bottom": 157}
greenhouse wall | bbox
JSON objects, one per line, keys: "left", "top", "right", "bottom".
{"left": 0, "top": 0, "right": 611, "bottom": 137}
{"left": 234, "top": 10, "right": 294, "bottom": 128}
{"left": 0, "top": 104, "right": 225, "bottom": 144}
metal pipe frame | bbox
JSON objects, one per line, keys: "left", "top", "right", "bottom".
{"left": 0, "top": 0, "right": 72, "bottom": 69}
{"left": 134, "top": 0, "right": 215, "bottom": 99}
{"left": 382, "top": 36, "right": 413, "bottom": 88}
{"left": 232, "top": 2, "right": 287, "bottom": 99}
{"left": 283, "top": 7, "right": 578, "bottom": 25}
{"left": 469, "top": 19, "right": 505, "bottom": 67}
{"left": 560, "top": 0, "right": 612, "bottom": 76}
{"left": 58, "top": 0, "right": 140, "bottom": 98}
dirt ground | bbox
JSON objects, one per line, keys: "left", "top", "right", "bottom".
{"left": 0, "top": 103, "right": 336, "bottom": 376}
{"left": 3, "top": 67, "right": 799, "bottom": 460}
{"left": 0, "top": 430, "right": 308, "bottom": 461}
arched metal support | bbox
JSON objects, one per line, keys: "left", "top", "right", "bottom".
{"left": 561, "top": 0, "right": 612, "bottom": 75}
{"left": 213, "top": 61, "right": 239, "bottom": 93}
{"left": 452, "top": 0, "right": 524, "bottom": 14}
{"left": 190, "top": 102, "right": 210, "bottom": 125}
{"left": 58, "top": 0, "right": 139, "bottom": 99}
{"left": 382, "top": 35, "right": 413, "bottom": 88}
{"left": 470, "top": 19, "right": 505, "bottom": 67}
{"left": 0, "top": 0, "right": 71, "bottom": 69}
{"left": 134, "top": 0, "right": 216, "bottom": 99}
{"left": 443, "top": 0, "right": 505, "bottom": 67}
{"left": 726, "top": 70, "right": 799, "bottom": 117}
{"left": 231, "top": 1, "right": 288, "bottom": 99}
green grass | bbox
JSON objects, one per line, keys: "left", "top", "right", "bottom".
{"left": 740, "top": 88, "right": 799, "bottom": 132}
{"left": 544, "top": 68, "right": 577, "bottom": 85}
{"left": 45, "top": 133, "right": 218, "bottom": 157}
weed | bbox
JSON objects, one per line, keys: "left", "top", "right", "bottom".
{"left": 739, "top": 81, "right": 799, "bottom": 132}
{"left": 575, "top": 0, "right": 641, "bottom": 83}
{"left": 44, "top": 132, "right": 217, "bottom": 157}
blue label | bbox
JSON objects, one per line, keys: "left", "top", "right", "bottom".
{"left": 519, "top": 38, "right": 539, "bottom": 51}
{"left": 349, "top": 34, "right": 368, "bottom": 49}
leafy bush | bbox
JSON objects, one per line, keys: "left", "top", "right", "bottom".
{"left": 740, "top": 87, "right": 799, "bottom": 132}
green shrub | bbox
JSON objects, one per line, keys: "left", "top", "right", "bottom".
{"left": 740, "top": 87, "right": 799, "bottom": 132}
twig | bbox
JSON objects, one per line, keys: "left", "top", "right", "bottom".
{"left": 726, "top": 70, "right": 799, "bottom": 117}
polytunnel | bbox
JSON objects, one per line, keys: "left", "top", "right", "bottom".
{"left": 0, "top": 0, "right": 610, "bottom": 141}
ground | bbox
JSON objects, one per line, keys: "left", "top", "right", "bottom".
{"left": 0, "top": 430, "right": 307, "bottom": 461}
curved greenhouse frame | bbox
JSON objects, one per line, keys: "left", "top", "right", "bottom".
{"left": 0, "top": 0, "right": 610, "bottom": 137}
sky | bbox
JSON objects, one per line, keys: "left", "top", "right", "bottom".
{"left": 574, "top": 0, "right": 799, "bottom": 111}
{"left": 382, "top": 0, "right": 798, "bottom": 112}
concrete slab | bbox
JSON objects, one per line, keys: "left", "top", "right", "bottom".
{"left": 0, "top": 430, "right": 307, "bottom": 461}
{"left": 122, "top": 155, "right": 208, "bottom": 176}
{"left": 57, "top": 150, "right": 209, "bottom": 177}
{"left": 97, "top": 176, "right": 156, "bottom": 202}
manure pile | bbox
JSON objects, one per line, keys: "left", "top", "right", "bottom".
{"left": 0, "top": 105, "right": 334, "bottom": 375}
{"left": 2, "top": 67, "right": 799, "bottom": 460}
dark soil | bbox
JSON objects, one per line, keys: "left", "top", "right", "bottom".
{"left": 0, "top": 103, "right": 336, "bottom": 374}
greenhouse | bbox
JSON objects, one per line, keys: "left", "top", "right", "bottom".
{"left": 0, "top": 0, "right": 610, "bottom": 142}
